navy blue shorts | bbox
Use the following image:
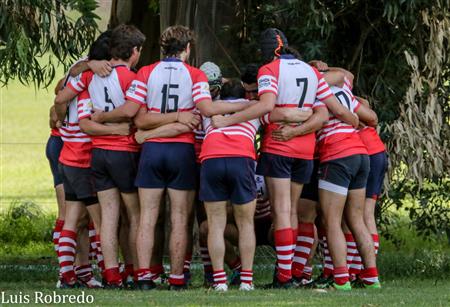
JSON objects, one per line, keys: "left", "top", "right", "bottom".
{"left": 200, "top": 157, "right": 257, "bottom": 205}
{"left": 366, "top": 151, "right": 388, "bottom": 200}
{"left": 58, "top": 163, "right": 98, "bottom": 206}
{"left": 300, "top": 159, "right": 319, "bottom": 202}
{"left": 45, "top": 135, "right": 63, "bottom": 187}
{"left": 318, "top": 154, "right": 370, "bottom": 196}
{"left": 91, "top": 148, "right": 139, "bottom": 193}
{"left": 135, "top": 142, "right": 197, "bottom": 190}
{"left": 256, "top": 152, "right": 314, "bottom": 184}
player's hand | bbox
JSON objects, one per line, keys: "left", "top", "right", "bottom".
{"left": 91, "top": 109, "right": 104, "bottom": 123}
{"left": 177, "top": 112, "right": 199, "bottom": 129}
{"left": 134, "top": 129, "right": 149, "bottom": 144}
{"left": 309, "top": 60, "right": 329, "bottom": 71}
{"left": 55, "top": 120, "right": 63, "bottom": 128}
{"left": 112, "top": 122, "right": 131, "bottom": 136}
{"left": 272, "top": 125, "right": 297, "bottom": 141}
{"left": 88, "top": 60, "right": 112, "bottom": 77}
{"left": 211, "top": 115, "right": 231, "bottom": 128}
{"left": 187, "top": 114, "right": 201, "bottom": 129}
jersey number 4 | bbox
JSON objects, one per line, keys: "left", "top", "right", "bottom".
{"left": 161, "top": 84, "right": 179, "bottom": 113}
{"left": 296, "top": 78, "right": 308, "bottom": 108}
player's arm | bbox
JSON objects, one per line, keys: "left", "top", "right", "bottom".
{"left": 49, "top": 106, "right": 59, "bottom": 129}
{"left": 196, "top": 98, "right": 251, "bottom": 117}
{"left": 91, "top": 100, "right": 141, "bottom": 123}
{"left": 54, "top": 77, "right": 65, "bottom": 95}
{"left": 328, "top": 67, "right": 354, "bottom": 87}
{"left": 54, "top": 87, "right": 78, "bottom": 121}
{"left": 69, "top": 60, "right": 112, "bottom": 78}
{"left": 354, "top": 97, "right": 378, "bottom": 127}
{"left": 79, "top": 119, "right": 131, "bottom": 136}
{"left": 272, "top": 106, "right": 328, "bottom": 141}
{"left": 134, "top": 123, "right": 192, "bottom": 144}
{"left": 134, "top": 107, "right": 200, "bottom": 130}
{"left": 268, "top": 107, "right": 313, "bottom": 123}
{"left": 211, "top": 93, "right": 275, "bottom": 128}
{"left": 323, "top": 95, "right": 359, "bottom": 127}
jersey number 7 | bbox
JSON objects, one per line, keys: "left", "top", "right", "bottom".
{"left": 296, "top": 78, "right": 308, "bottom": 108}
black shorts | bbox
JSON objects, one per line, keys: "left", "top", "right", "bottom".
{"left": 135, "top": 142, "right": 197, "bottom": 190}
{"left": 58, "top": 163, "right": 98, "bottom": 206}
{"left": 45, "top": 135, "right": 63, "bottom": 187}
{"left": 200, "top": 157, "right": 256, "bottom": 205}
{"left": 366, "top": 151, "right": 388, "bottom": 200}
{"left": 91, "top": 148, "right": 139, "bottom": 193}
{"left": 255, "top": 217, "right": 272, "bottom": 246}
{"left": 257, "top": 152, "right": 313, "bottom": 184}
{"left": 318, "top": 154, "right": 370, "bottom": 196}
{"left": 300, "top": 159, "right": 319, "bottom": 202}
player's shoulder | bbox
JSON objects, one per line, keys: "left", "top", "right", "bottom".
{"left": 139, "top": 61, "right": 161, "bottom": 77}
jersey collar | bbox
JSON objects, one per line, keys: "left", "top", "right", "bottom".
{"left": 280, "top": 54, "right": 296, "bottom": 60}
{"left": 162, "top": 57, "right": 182, "bottom": 62}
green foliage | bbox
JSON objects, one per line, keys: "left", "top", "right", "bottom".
{"left": 0, "top": 201, "right": 53, "bottom": 244}
{"left": 0, "top": 0, "right": 99, "bottom": 87}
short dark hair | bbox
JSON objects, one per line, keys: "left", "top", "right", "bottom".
{"left": 88, "top": 30, "right": 112, "bottom": 61}
{"left": 160, "top": 25, "right": 195, "bottom": 57}
{"left": 109, "top": 24, "right": 145, "bottom": 60}
{"left": 241, "top": 63, "right": 259, "bottom": 84}
{"left": 220, "top": 79, "right": 245, "bottom": 100}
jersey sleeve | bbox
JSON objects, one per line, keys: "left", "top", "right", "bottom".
{"left": 191, "top": 69, "right": 211, "bottom": 104}
{"left": 68, "top": 71, "right": 91, "bottom": 94}
{"left": 312, "top": 67, "right": 334, "bottom": 102}
{"left": 125, "top": 67, "right": 148, "bottom": 105}
{"left": 352, "top": 96, "right": 361, "bottom": 112}
{"left": 257, "top": 64, "right": 278, "bottom": 96}
{"left": 77, "top": 90, "right": 93, "bottom": 120}
{"left": 344, "top": 77, "right": 353, "bottom": 90}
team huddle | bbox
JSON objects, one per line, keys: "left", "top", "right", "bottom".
{"left": 46, "top": 24, "right": 387, "bottom": 292}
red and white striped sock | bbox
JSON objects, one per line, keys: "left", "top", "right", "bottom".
{"left": 87, "top": 223, "right": 96, "bottom": 263}
{"left": 94, "top": 234, "right": 105, "bottom": 273}
{"left": 240, "top": 270, "right": 253, "bottom": 285}
{"left": 333, "top": 266, "right": 349, "bottom": 285}
{"left": 150, "top": 264, "right": 165, "bottom": 281}
{"left": 57, "top": 229, "right": 77, "bottom": 284}
{"left": 302, "top": 266, "right": 313, "bottom": 281}
{"left": 228, "top": 257, "right": 242, "bottom": 272}
{"left": 292, "top": 223, "right": 315, "bottom": 278}
{"left": 169, "top": 274, "right": 185, "bottom": 286}
{"left": 274, "top": 228, "right": 294, "bottom": 282}
{"left": 361, "top": 267, "right": 379, "bottom": 285}
{"left": 184, "top": 253, "right": 192, "bottom": 274}
{"left": 75, "top": 264, "right": 93, "bottom": 282}
{"left": 136, "top": 268, "right": 152, "bottom": 282}
{"left": 372, "top": 234, "right": 379, "bottom": 255}
{"left": 213, "top": 270, "right": 227, "bottom": 285}
{"left": 322, "top": 234, "right": 334, "bottom": 278}
{"left": 345, "top": 233, "right": 362, "bottom": 278}
{"left": 52, "top": 219, "right": 64, "bottom": 256}
{"left": 104, "top": 267, "right": 122, "bottom": 285}
{"left": 200, "top": 245, "right": 213, "bottom": 274}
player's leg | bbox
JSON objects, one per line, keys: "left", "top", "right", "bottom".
{"left": 118, "top": 206, "right": 134, "bottom": 286}
{"left": 183, "top": 205, "right": 195, "bottom": 283}
{"left": 97, "top": 188, "right": 122, "bottom": 287}
{"left": 318, "top": 157, "right": 352, "bottom": 290}
{"left": 150, "top": 200, "right": 166, "bottom": 284}
{"left": 135, "top": 188, "right": 164, "bottom": 289}
{"left": 342, "top": 219, "right": 361, "bottom": 281}
{"left": 121, "top": 192, "right": 140, "bottom": 277}
{"left": 199, "top": 218, "right": 213, "bottom": 286}
{"left": 224, "top": 224, "right": 241, "bottom": 285}
{"left": 166, "top": 188, "right": 195, "bottom": 288}
{"left": 232, "top": 200, "right": 256, "bottom": 290}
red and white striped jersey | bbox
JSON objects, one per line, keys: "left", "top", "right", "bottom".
{"left": 58, "top": 72, "right": 92, "bottom": 168}
{"left": 125, "top": 58, "right": 211, "bottom": 144}
{"left": 200, "top": 99, "right": 261, "bottom": 162}
{"left": 73, "top": 65, "right": 140, "bottom": 152}
{"left": 50, "top": 128, "right": 61, "bottom": 137}
{"left": 255, "top": 175, "right": 271, "bottom": 221}
{"left": 257, "top": 54, "right": 331, "bottom": 159}
{"left": 358, "top": 127, "right": 385, "bottom": 155}
{"left": 317, "top": 81, "right": 368, "bottom": 162}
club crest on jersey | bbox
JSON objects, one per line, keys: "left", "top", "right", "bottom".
{"left": 259, "top": 77, "right": 271, "bottom": 88}
{"left": 128, "top": 83, "right": 137, "bottom": 93}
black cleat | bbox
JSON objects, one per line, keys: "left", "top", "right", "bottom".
{"left": 103, "top": 282, "right": 124, "bottom": 290}
{"left": 292, "top": 276, "right": 314, "bottom": 288}
{"left": 312, "top": 274, "right": 334, "bottom": 289}
{"left": 264, "top": 278, "right": 295, "bottom": 289}
{"left": 137, "top": 280, "right": 156, "bottom": 290}
{"left": 169, "top": 284, "right": 188, "bottom": 291}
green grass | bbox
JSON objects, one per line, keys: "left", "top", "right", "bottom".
{"left": 0, "top": 278, "right": 449, "bottom": 306}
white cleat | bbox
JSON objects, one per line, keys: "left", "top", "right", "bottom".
{"left": 239, "top": 283, "right": 255, "bottom": 291}
{"left": 82, "top": 277, "right": 103, "bottom": 288}
{"left": 213, "top": 283, "right": 228, "bottom": 292}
